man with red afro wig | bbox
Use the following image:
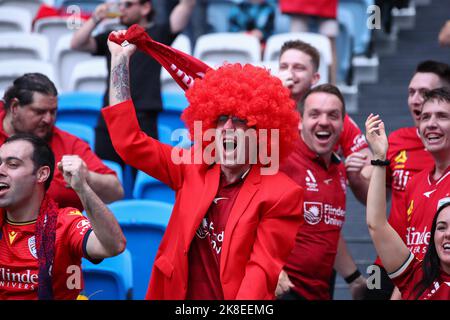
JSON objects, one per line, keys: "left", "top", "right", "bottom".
{"left": 101, "top": 30, "right": 303, "bottom": 300}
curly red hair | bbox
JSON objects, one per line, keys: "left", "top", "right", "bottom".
{"left": 181, "top": 63, "right": 299, "bottom": 161}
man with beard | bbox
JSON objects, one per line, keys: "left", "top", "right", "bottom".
{"left": 0, "top": 73, "right": 123, "bottom": 210}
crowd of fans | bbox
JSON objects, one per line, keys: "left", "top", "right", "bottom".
{"left": 0, "top": 0, "right": 449, "bottom": 301}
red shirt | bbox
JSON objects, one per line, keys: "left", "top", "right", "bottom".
{"left": 280, "top": 138, "right": 347, "bottom": 300}
{"left": 0, "top": 110, "right": 115, "bottom": 210}
{"left": 279, "top": 0, "right": 338, "bottom": 19}
{"left": 0, "top": 208, "right": 92, "bottom": 300}
{"left": 187, "top": 172, "right": 246, "bottom": 300}
{"left": 393, "top": 167, "right": 450, "bottom": 260}
{"left": 387, "top": 128, "right": 434, "bottom": 229}
{"left": 390, "top": 253, "right": 450, "bottom": 300}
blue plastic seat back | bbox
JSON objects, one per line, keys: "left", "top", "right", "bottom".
{"left": 81, "top": 248, "right": 133, "bottom": 300}
{"left": 157, "top": 119, "right": 191, "bottom": 148}
{"left": 161, "top": 91, "right": 189, "bottom": 113}
{"left": 57, "top": 91, "right": 103, "bottom": 127}
{"left": 102, "top": 159, "right": 123, "bottom": 185}
{"left": 132, "top": 171, "right": 175, "bottom": 204}
{"left": 108, "top": 200, "right": 173, "bottom": 300}
{"left": 57, "top": 121, "right": 95, "bottom": 150}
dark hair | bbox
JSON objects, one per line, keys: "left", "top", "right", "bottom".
{"left": 280, "top": 40, "right": 320, "bottom": 72}
{"left": 4, "top": 133, "right": 55, "bottom": 190}
{"left": 415, "top": 60, "right": 450, "bottom": 88}
{"left": 414, "top": 201, "right": 450, "bottom": 299}
{"left": 299, "top": 84, "right": 346, "bottom": 117}
{"left": 422, "top": 87, "right": 450, "bottom": 107}
{"left": 2, "top": 73, "right": 57, "bottom": 111}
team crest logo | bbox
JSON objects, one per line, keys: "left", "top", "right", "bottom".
{"left": 304, "top": 202, "right": 323, "bottom": 225}
{"left": 28, "top": 236, "right": 37, "bottom": 259}
{"left": 196, "top": 218, "right": 210, "bottom": 239}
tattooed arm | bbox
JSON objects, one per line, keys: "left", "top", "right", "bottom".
{"left": 107, "top": 31, "right": 137, "bottom": 105}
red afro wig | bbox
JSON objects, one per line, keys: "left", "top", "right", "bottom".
{"left": 181, "top": 63, "right": 299, "bottom": 161}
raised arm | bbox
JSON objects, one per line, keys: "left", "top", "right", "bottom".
{"left": 365, "top": 114, "right": 410, "bottom": 274}
{"left": 169, "top": 0, "right": 196, "bottom": 34}
{"left": 70, "top": 3, "right": 111, "bottom": 52}
{"left": 59, "top": 156, "right": 126, "bottom": 259}
{"left": 108, "top": 31, "right": 136, "bottom": 105}
{"left": 103, "top": 31, "right": 185, "bottom": 189}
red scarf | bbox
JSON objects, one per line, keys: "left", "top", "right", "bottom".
{"left": 108, "top": 24, "right": 211, "bottom": 91}
{"left": 0, "top": 194, "right": 58, "bottom": 300}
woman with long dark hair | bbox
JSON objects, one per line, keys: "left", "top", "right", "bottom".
{"left": 365, "top": 113, "right": 450, "bottom": 300}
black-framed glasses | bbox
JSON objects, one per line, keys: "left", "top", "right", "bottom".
{"left": 217, "top": 115, "right": 247, "bottom": 126}
{"left": 118, "top": 1, "right": 140, "bottom": 9}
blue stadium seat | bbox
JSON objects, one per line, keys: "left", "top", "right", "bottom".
{"left": 133, "top": 171, "right": 175, "bottom": 204}
{"left": 57, "top": 121, "right": 95, "bottom": 150}
{"left": 162, "top": 91, "right": 189, "bottom": 112}
{"left": 338, "top": 0, "right": 374, "bottom": 55}
{"left": 81, "top": 249, "right": 133, "bottom": 300}
{"left": 108, "top": 200, "right": 173, "bottom": 300}
{"left": 57, "top": 91, "right": 103, "bottom": 127}
{"left": 157, "top": 119, "right": 191, "bottom": 148}
{"left": 102, "top": 159, "right": 123, "bottom": 185}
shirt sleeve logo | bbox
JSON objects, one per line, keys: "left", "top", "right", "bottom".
{"left": 305, "top": 170, "right": 319, "bottom": 192}
{"left": 304, "top": 202, "right": 323, "bottom": 225}
{"left": 76, "top": 219, "right": 91, "bottom": 236}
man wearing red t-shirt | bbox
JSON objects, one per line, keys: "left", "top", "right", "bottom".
{"left": 367, "top": 61, "right": 450, "bottom": 300}
{"left": 276, "top": 84, "right": 362, "bottom": 300}
{"left": 1, "top": 73, "right": 123, "bottom": 210}
{"left": 0, "top": 133, "right": 126, "bottom": 299}
{"left": 277, "top": 40, "right": 369, "bottom": 299}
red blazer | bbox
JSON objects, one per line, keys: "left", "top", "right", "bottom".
{"left": 102, "top": 101, "right": 303, "bottom": 300}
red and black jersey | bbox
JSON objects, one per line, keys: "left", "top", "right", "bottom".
{"left": 0, "top": 208, "right": 93, "bottom": 300}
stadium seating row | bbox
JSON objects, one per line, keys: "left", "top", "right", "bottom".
{"left": 82, "top": 199, "right": 172, "bottom": 300}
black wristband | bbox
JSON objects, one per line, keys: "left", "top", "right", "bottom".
{"left": 344, "top": 269, "right": 362, "bottom": 284}
{"left": 371, "top": 159, "right": 390, "bottom": 166}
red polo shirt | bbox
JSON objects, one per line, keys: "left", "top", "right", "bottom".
{"left": 0, "top": 208, "right": 93, "bottom": 299}
{"left": 280, "top": 137, "right": 347, "bottom": 300}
